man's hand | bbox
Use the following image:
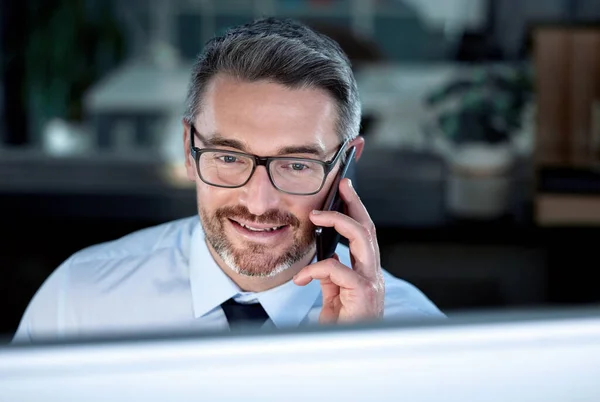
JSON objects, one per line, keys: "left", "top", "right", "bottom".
{"left": 293, "top": 178, "right": 385, "bottom": 324}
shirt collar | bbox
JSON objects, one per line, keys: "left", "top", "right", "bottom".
{"left": 188, "top": 221, "right": 321, "bottom": 329}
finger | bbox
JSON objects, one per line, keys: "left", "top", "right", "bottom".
{"left": 319, "top": 299, "right": 339, "bottom": 325}
{"left": 310, "top": 210, "right": 376, "bottom": 274}
{"left": 318, "top": 276, "right": 340, "bottom": 325}
{"left": 338, "top": 179, "right": 375, "bottom": 233}
{"left": 319, "top": 254, "right": 342, "bottom": 313}
{"left": 339, "top": 178, "right": 381, "bottom": 268}
{"left": 301, "top": 255, "right": 342, "bottom": 323}
{"left": 293, "top": 258, "right": 362, "bottom": 289}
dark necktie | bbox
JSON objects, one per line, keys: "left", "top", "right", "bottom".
{"left": 221, "top": 298, "right": 269, "bottom": 330}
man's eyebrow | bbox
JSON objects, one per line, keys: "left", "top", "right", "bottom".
{"left": 196, "top": 131, "right": 327, "bottom": 158}
{"left": 198, "top": 133, "right": 249, "bottom": 152}
{"left": 275, "top": 144, "right": 326, "bottom": 158}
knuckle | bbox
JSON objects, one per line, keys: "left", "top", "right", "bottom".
{"left": 366, "top": 222, "right": 377, "bottom": 238}
{"left": 359, "top": 225, "right": 371, "bottom": 239}
{"left": 359, "top": 276, "right": 381, "bottom": 294}
{"left": 357, "top": 276, "right": 372, "bottom": 290}
{"left": 365, "top": 281, "right": 383, "bottom": 303}
{"left": 331, "top": 210, "right": 345, "bottom": 220}
{"left": 326, "top": 258, "right": 339, "bottom": 271}
{"left": 360, "top": 223, "right": 377, "bottom": 245}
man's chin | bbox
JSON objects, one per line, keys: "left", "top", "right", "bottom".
{"left": 221, "top": 250, "right": 292, "bottom": 278}
{"left": 219, "top": 242, "right": 315, "bottom": 278}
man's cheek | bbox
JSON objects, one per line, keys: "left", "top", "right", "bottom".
{"left": 309, "top": 197, "right": 327, "bottom": 213}
{"left": 197, "top": 185, "right": 229, "bottom": 207}
{"left": 298, "top": 207, "right": 319, "bottom": 229}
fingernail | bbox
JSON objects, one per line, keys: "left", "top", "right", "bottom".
{"left": 293, "top": 274, "right": 299, "bottom": 281}
{"left": 311, "top": 209, "right": 321, "bottom": 215}
{"left": 347, "top": 179, "right": 354, "bottom": 189}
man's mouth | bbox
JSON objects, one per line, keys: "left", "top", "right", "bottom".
{"left": 229, "top": 219, "right": 288, "bottom": 235}
{"left": 237, "top": 223, "right": 285, "bottom": 232}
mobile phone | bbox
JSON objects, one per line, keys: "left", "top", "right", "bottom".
{"left": 315, "top": 146, "right": 357, "bottom": 261}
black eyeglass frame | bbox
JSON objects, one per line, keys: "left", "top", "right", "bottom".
{"left": 189, "top": 124, "right": 348, "bottom": 196}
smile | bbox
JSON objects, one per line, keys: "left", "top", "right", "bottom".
{"left": 228, "top": 219, "right": 289, "bottom": 240}
{"left": 238, "top": 223, "right": 284, "bottom": 232}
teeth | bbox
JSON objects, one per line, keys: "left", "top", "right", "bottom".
{"left": 240, "top": 223, "right": 281, "bottom": 232}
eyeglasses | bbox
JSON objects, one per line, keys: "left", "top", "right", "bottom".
{"left": 189, "top": 124, "right": 347, "bottom": 196}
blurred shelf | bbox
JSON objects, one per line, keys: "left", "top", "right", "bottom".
{"left": 536, "top": 194, "right": 600, "bottom": 227}
{"left": 534, "top": 166, "right": 600, "bottom": 226}
{"left": 0, "top": 149, "right": 196, "bottom": 221}
{"left": 0, "top": 149, "right": 194, "bottom": 196}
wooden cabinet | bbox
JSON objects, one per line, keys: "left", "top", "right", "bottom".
{"left": 533, "top": 24, "right": 600, "bottom": 225}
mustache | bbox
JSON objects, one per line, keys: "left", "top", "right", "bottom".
{"left": 215, "top": 205, "right": 301, "bottom": 228}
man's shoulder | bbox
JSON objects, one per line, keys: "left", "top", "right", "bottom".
{"left": 380, "top": 270, "right": 445, "bottom": 318}
{"left": 333, "top": 244, "right": 445, "bottom": 319}
{"left": 69, "top": 216, "right": 198, "bottom": 267}
{"left": 60, "top": 216, "right": 199, "bottom": 289}
{"left": 12, "top": 216, "right": 200, "bottom": 343}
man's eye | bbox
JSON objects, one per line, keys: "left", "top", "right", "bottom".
{"left": 289, "top": 163, "right": 309, "bottom": 171}
{"left": 217, "top": 155, "right": 238, "bottom": 163}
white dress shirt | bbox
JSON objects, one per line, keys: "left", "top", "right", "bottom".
{"left": 12, "top": 216, "right": 444, "bottom": 343}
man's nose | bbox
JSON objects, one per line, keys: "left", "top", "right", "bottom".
{"left": 240, "top": 166, "right": 281, "bottom": 216}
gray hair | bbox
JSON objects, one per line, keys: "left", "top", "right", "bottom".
{"left": 183, "top": 17, "right": 361, "bottom": 144}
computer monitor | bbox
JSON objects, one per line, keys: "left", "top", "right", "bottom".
{"left": 2, "top": 307, "right": 600, "bottom": 402}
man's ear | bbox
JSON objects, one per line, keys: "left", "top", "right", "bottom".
{"left": 182, "top": 120, "right": 196, "bottom": 182}
{"left": 348, "top": 136, "right": 365, "bottom": 161}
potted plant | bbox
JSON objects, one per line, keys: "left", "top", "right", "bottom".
{"left": 424, "top": 64, "right": 534, "bottom": 218}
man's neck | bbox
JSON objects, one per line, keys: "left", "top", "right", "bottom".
{"left": 206, "top": 241, "right": 315, "bottom": 293}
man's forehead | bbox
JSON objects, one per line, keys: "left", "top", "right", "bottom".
{"left": 195, "top": 74, "right": 339, "bottom": 153}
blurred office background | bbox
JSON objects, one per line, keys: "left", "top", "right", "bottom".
{"left": 2, "top": 0, "right": 600, "bottom": 337}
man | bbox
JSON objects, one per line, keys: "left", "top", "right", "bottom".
{"left": 13, "top": 17, "right": 443, "bottom": 342}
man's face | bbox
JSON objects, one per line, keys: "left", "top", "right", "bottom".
{"left": 184, "top": 75, "right": 346, "bottom": 278}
